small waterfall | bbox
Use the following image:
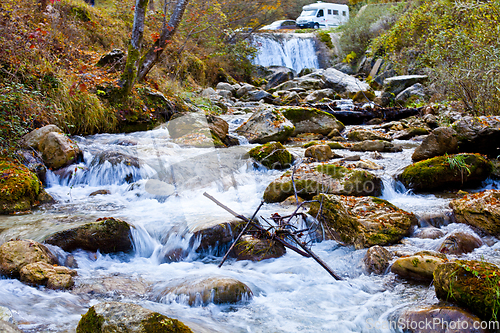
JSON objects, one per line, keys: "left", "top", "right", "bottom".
{"left": 251, "top": 33, "right": 320, "bottom": 72}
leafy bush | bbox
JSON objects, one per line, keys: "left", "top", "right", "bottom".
{"left": 371, "top": 0, "right": 500, "bottom": 115}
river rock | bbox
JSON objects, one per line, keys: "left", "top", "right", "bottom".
{"left": 235, "top": 108, "right": 294, "bottom": 144}
{"left": 350, "top": 140, "right": 402, "bottom": 152}
{"left": 20, "top": 261, "right": 76, "bottom": 289}
{"left": 363, "top": 245, "right": 392, "bottom": 274}
{"left": 44, "top": 217, "right": 133, "bottom": 253}
{"left": 167, "top": 112, "right": 210, "bottom": 138}
{"left": 280, "top": 91, "right": 302, "bottom": 105}
{"left": 236, "top": 83, "right": 258, "bottom": 98}
{"left": 76, "top": 301, "right": 193, "bottom": 333}
{"left": 91, "top": 151, "right": 140, "bottom": 168}
{"left": 412, "top": 127, "right": 459, "bottom": 162}
{"left": 383, "top": 75, "right": 428, "bottom": 96}
{"left": 263, "top": 164, "right": 383, "bottom": 203}
{"left": 0, "top": 239, "right": 57, "bottom": 277}
{"left": 279, "top": 106, "right": 344, "bottom": 136}
{"left": 244, "top": 90, "right": 274, "bottom": 103}
{"left": 392, "top": 127, "right": 429, "bottom": 140}
{"left": 415, "top": 227, "right": 445, "bottom": 239}
{"left": 347, "top": 129, "right": 391, "bottom": 142}
{"left": 216, "top": 82, "right": 236, "bottom": 95}
{"left": 321, "top": 68, "right": 371, "bottom": 96}
{"left": 17, "top": 149, "right": 47, "bottom": 183}
{"left": 153, "top": 276, "right": 252, "bottom": 306}
{"left": 21, "top": 125, "right": 63, "bottom": 150}
{"left": 0, "top": 158, "right": 53, "bottom": 214}
{"left": 0, "top": 321, "right": 23, "bottom": 333}
{"left": 391, "top": 251, "right": 447, "bottom": 281}
{"left": 450, "top": 190, "right": 500, "bottom": 236}
{"left": 399, "top": 153, "right": 492, "bottom": 191}
{"left": 304, "top": 89, "right": 336, "bottom": 103}
{"left": 39, "top": 132, "right": 83, "bottom": 170}
{"left": 308, "top": 194, "right": 417, "bottom": 249}
{"left": 0, "top": 306, "right": 13, "bottom": 323}
{"left": 265, "top": 70, "right": 294, "bottom": 90}
{"left": 233, "top": 235, "right": 286, "bottom": 261}
{"left": 207, "top": 114, "right": 229, "bottom": 141}
{"left": 394, "top": 83, "right": 426, "bottom": 104}
{"left": 434, "top": 260, "right": 500, "bottom": 321}
{"left": 304, "top": 145, "right": 333, "bottom": 162}
{"left": 398, "top": 306, "right": 488, "bottom": 333}
{"left": 437, "top": 231, "right": 483, "bottom": 255}
{"left": 296, "top": 78, "right": 324, "bottom": 91}
{"left": 452, "top": 115, "right": 500, "bottom": 157}
{"left": 248, "top": 142, "right": 294, "bottom": 169}
{"left": 73, "top": 276, "right": 150, "bottom": 298}
{"left": 192, "top": 220, "right": 244, "bottom": 252}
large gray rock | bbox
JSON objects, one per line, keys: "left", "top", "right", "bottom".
{"left": 383, "top": 75, "right": 428, "bottom": 96}
{"left": 236, "top": 84, "right": 258, "bottom": 98}
{"left": 265, "top": 70, "right": 294, "bottom": 90}
{"left": 39, "top": 132, "right": 82, "bottom": 170}
{"left": 245, "top": 90, "right": 274, "bottom": 103}
{"left": 395, "top": 83, "right": 426, "bottom": 103}
{"left": 76, "top": 302, "right": 193, "bottom": 333}
{"left": 412, "top": 127, "right": 459, "bottom": 161}
{"left": 216, "top": 82, "right": 236, "bottom": 95}
{"left": 322, "top": 68, "right": 371, "bottom": 96}
{"left": 452, "top": 116, "right": 500, "bottom": 157}
{"left": 304, "top": 89, "right": 336, "bottom": 103}
{"left": 235, "top": 108, "right": 294, "bottom": 144}
{"left": 279, "top": 106, "right": 344, "bottom": 136}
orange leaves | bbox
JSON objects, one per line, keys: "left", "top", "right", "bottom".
{"left": 151, "top": 32, "right": 160, "bottom": 42}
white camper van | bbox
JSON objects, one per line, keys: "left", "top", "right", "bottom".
{"left": 296, "top": 1, "right": 349, "bottom": 29}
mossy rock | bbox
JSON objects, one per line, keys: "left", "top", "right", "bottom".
{"left": 308, "top": 194, "right": 417, "bottom": 249}
{"left": 434, "top": 260, "right": 500, "bottom": 321}
{"left": 248, "top": 142, "right": 293, "bottom": 169}
{"left": 233, "top": 235, "right": 286, "bottom": 261}
{"left": 0, "top": 158, "right": 52, "bottom": 214}
{"left": 44, "top": 217, "right": 133, "bottom": 253}
{"left": 303, "top": 141, "right": 346, "bottom": 149}
{"left": 279, "top": 106, "right": 345, "bottom": 136}
{"left": 399, "top": 153, "right": 492, "bottom": 191}
{"left": 391, "top": 251, "right": 447, "bottom": 281}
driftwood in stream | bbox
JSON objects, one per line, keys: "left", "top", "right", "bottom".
{"left": 309, "top": 102, "right": 422, "bottom": 125}
{"left": 203, "top": 192, "right": 343, "bottom": 281}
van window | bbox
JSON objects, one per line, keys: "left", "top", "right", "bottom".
{"left": 343, "top": 11, "right": 346, "bottom": 16}
{"left": 317, "top": 9, "right": 324, "bottom": 17}
{"left": 333, "top": 10, "right": 339, "bottom": 15}
{"left": 328, "top": 9, "right": 332, "bottom": 15}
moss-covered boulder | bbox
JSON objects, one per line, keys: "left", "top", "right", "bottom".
{"left": 263, "top": 164, "right": 383, "bottom": 203}
{"left": 20, "top": 261, "right": 77, "bottom": 290}
{"left": 363, "top": 245, "right": 392, "bottom": 275}
{"left": 279, "top": 106, "right": 344, "bottom": 136}
{"left": 248, "top": 142, "right": 294, "bottom": 169}
{"left": 0, "top": 158, "right": 53, "bottom": 214}
{"left": 304, "top": 144, "right": 333, "bottom": 162}
{"left": 191, "top": 220, "right": 245, "bottom": 252}
{"left": 235, "top": 108, "right": 295, "bottom": 144}
{"left": 308, "top": 194, "right": 417, "bottom": 249}
{"left": 76, "top": 302, "right": 193, "bottom": 333}
{"left": 0, "top": 239, "right": 58, "bottom": 277}
{"left": 391, "top": 251, "right": 447, "bottom": 281}
{"left": 44, "top": 217, "right": 133, "bottom": 253}
{"left": 233, "top": 235, "right": 286, "bottom": 261}
{"left": 153, "top": 276, "right": 252, "bottom": 306}
{"left": 437, "top": 231, "right": 483, "bottom": 255}
{"left": 399, "top": 153, "right": 492, "bottom": 191}
{"left": 434, "top": 260, "right": 500, "bottom": 321}
{"left": 449, "top": 190, "right": 500, "bottom": 236}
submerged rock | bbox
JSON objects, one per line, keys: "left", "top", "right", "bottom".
{"left": 434, "top": 260, "right": 500, "bottom": 321}
{"left": 76, "top": 302, "right": 193, "bottom": 333}
{"left": 192, "top": 220, "right": 244, "bottom": 252}
{"left": 391, "top": 251, "right": 447, "bottom": 281}
{"left": 248, "top": 142, "right": 294, "bottom": 169}
{"left": 363, "top": 245, "right": 392, "bottom": 275}
{"left": 233, "top": 235, "right": 286, "bottom": 261}
{"left": 412, "top": 127, "right": 459, "bottom": 162}
{"left": 0, "top": 158, "right": 53, "bottom": 214}
{"left": 153, "top": 276, "right": 252, "bottom": 306}
{"left": 0, "top": 239, "right": 57, "bottom": 277}
{"left": 437, "top": 231, "right": 483, "bottom": 255}
{"left": 399, "top": 153, "right": 492, "bottom": 191}
{"left": 263, "top": 164, "right": 383, "bottom": 203}
{"left": 235, "top": 108, "right": 295, "bottom": 144}
{"left": 308, "top": 194, "right": 417, "bottom": 249}
{"left": 44, "top": 217, "right": 133, "bottom": 253}
{"left": 415, "top": 227, "right": 445, "bottom": 239}
{"left": 449, "top": 190, "right": 500, "bottom": 236}
{"left": 279, "top": 106, "right": 344, "bottom": 136}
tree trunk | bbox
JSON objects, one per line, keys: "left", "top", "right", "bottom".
{"left": 136, "top": 0, "right": 189, "bottom": 82}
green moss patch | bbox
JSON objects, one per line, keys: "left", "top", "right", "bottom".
{"left": 142, "top": 313, "right": 193, "bottom": 333}
{"left": 76, "top": 307, "right": 104, "bottom": 333}
{"left": 248, "top": 142, "right": 293, "bottom": 169}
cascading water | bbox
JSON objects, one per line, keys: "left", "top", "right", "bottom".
{"left": 251, "top": 33, "right": 320, "bottom": 72}
{"left": 0, "top": 120, "right": 499, "bottom": 332}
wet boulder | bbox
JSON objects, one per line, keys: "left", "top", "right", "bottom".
{"left": 44, "top": 217, "right": 133, "bottom": 253}
{"left": 350, "top": 140, "right": 402, "bottom": 153}
{"left": 399, "top": 306, "right": 488, "bottom": 333}
{"left": 263, "top": 164, "right": 383, "bottom": 203}
{"left": 72, "top": 276, "right": 150, "bottom": 298}
{"left": 20, "top": 261, "right": 77, "bottom": 290}
{"left": 153, "top": 276, "right": 252, "bottom": 306}
{"left": 248, "top": 142, "right": 294, "bottom": 169}
{"left": 233, "top": 235, "right": 286, "bottom": 261}
{"left": 415, "top": 227, "right": 445, "bottom": 239}
{"left": 91, "top": 151, "right": 140, "bottom": 168}
{"left": 321, "top": 68, "right": 371, "bottom": 97}
{"left": 0, "top": 158, "right": 53, "bottom": 214}
{"left": 412, "top": 127, "right": 459, "bottom": 162}
{"left": 391, "top": 251, "right": 447, "bottom": 281}
{"left": 347, "top": 129, "right": 391, "bottom": 142}
{"left": 450, "top": 189, "right": 500, "bottom": 236}
{"left": 0, "top": 239, "right": 57, "bottom": 277}
{"left": 192, "top": 220, "right": 244, "bottom": 252}
{"left": 363, "top": 245, "right": 392, "bottom": 274}
{"left": 434, "top": 260, "right": 500, "bottom": 321}
{"left": 76, "top": 302, "right": 193, "bottom": 333}
{"left": 17, "top": 149, "right": 47, "bottom": 183}
{"left": 39, "top": 132, "right": 83, "bottom": 170}
{"left": 308, "top": 194, "right": 417, "bottom": 249}
{"left": 235, "top": 108, "right": 295, "bottom": 144}
{"left": 304, "top": 144, "right": 333, "bottom": 162}
{"left": 279, "top": 106, "right": 344, "bottom": 136}
{"left": 437, "top": 231, "right": 483, "bottom": 255}
{"left": 399, "top": 153, "right": 492, "bottom": 191}
{"left": 452, "top": 116, "right": 500, "bottom": 157}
